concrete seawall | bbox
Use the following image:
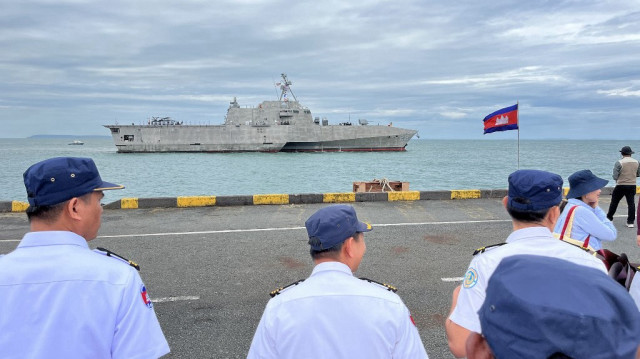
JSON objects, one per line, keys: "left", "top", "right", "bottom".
{"left": 0, "top": 187, "right": 621, "bottom": 213}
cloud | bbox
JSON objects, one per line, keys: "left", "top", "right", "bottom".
{"left": 597, "top": 88, "right": 640, "bottom": 97}
{"left": 440, "top": 112, "right": 467, "bottom": 119}
{"left": 0, "top": 0, "right": 639, "bottom": 139}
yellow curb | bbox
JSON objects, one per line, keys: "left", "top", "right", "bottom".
{"left": 11, "top": 201, "right": 29, "bottom": 212}
{"left": 388, "top": 191, "right": 420, "bottom": 201}
{"left": 121, "top": 198, "right": 139, "bottom": 209}
{"left": 451, "top": 190, "right": 481, "bottom": 200}
{"left": 253, "top": 194, "right": 289, "bottom": 205}
{"left": 323, "top": 192, "right": 356, "bottom": 203}
{"left": 177, "top": 196, "right": 216, "bottom": 207}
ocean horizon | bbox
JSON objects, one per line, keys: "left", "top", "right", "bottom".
{"left": 1, "top": 138, "right": 637, "bottom": 204}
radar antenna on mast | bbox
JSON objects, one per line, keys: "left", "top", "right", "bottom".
{"left": 278, "top": 73, "right": 298, "bottom": 102}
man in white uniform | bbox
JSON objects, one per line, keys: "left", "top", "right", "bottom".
{"left": 445, "top": 169, "right": 607, "bottom": 358}
{"left": 0, "top": 157, "right": 170, "bottom": 358}
{"left": 247, "top": 204, "right": 428, "bottom": 359}
{"left": 466, "top": 255, "right": 640, "bottom": 359}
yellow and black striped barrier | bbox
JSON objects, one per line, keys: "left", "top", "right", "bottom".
{"left": 1, "top": 187, "right": 618, "bottom": 212}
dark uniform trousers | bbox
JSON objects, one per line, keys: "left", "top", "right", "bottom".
{"left": 607, "top": 185, "right": 637, "bottom": 224}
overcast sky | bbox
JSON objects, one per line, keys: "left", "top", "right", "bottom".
{"left": 2, "top": 0, "right": 639, "bottom": 139}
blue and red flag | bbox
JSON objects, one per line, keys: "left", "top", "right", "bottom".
{"left": 483, "top": 104, "right": 518, "bottom": 134}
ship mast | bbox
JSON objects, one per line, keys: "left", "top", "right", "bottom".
{"left": 278, "top": 73, "right": 298, "bottom": 102}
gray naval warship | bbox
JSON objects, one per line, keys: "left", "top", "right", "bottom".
{"left": 104, "top": 74, "right": 418, "bottom": 153}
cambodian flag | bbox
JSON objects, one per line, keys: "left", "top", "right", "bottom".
{"left": 483, "top": 104, "right": 518, "bottom": 134}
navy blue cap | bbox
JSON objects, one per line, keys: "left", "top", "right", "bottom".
{"left": 566, "top": 169, "right": 608, "bottom": 199}
{"left": 480, "top": 255, "right": 640, "bottom": 359}
{"left": 305, "top": 205, "right": 372, "bottom": 250}
{"left": 507, "top": 169, "right": 563, "bottom": 211}
{"left": 23, "top": 157, "right": 124, "bottom": 207}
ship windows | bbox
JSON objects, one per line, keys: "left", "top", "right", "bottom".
{"left": 110, "top": 128, "right": 120, "bottom": 134}
{"left": 123, "top": 135, "right": 134, "bottom": 141}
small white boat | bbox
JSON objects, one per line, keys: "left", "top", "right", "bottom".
{"left": 68, "top": 140, "right": 84, "bottom": 145}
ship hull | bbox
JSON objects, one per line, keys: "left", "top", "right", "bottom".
{"left": 105, "top": 124, "right": 416, "bottom": 153}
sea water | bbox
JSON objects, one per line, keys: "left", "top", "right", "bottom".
{"left": 0, "top": 138, "right": 637, "bottom": 204}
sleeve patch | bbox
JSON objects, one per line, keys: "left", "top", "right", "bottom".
{"left": 463, "top": 267, "right": 479, "bottom": 288}
{"left": 141, "top": 285, "right": 153, "bottom": 309}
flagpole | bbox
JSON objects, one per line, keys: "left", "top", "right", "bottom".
{"left": 517, "top": 100, "right": 520, "bottom": 169}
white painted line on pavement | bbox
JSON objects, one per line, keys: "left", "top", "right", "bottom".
{"left": 97, "top": 226, "right": 307, "bottom": 239}
{"left": 375, "top": 219, "right": 510, "bottom": 227}
{"left": 0, "top": 219, "right": 509, "bottom": 242}
{"left": 0, "top": 227, "right": 307, "bottom": 242}
{"left": 7, "top": 215, "right": 630, "bottom": 241}
{"left": 441, "top": 277, "right": 464, "bottom": 282}
{"left": 93, "top": 219, "right": 512, "bottom": 240}
{"left": 1, "top": 214, "right": 631, "bottom": 243}
{"left": 152, "top": 295, "right": 200, "bottom": 303}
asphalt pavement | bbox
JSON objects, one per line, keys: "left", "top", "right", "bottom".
{"left": 1, "top": 197, "right": 638, "bottom": 358}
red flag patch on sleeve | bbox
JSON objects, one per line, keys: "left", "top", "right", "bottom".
{"left": 140, "top": 285, "right": 153, "bottom": 309}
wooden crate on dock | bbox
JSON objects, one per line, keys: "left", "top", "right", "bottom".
{"left": 353, "top": 180, "right": 409, "bottom": 193}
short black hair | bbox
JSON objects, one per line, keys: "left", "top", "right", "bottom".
{"left": 506, "top": 200, "right": 554, "bottom": 223}
{"left": 26, "top": 202, "right": 66, "bottom": 222}
{"left": 26, "top": 193, "right": 92, "bottom": 223}
{"left": 310, "top": 241, "right": 344, "bottom": 260}
{"left": 309, "top": 232, "right": 362, "bottom": 260}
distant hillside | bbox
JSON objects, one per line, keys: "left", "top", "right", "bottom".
{"left": 28, "top": 135, "right": 110, "bottom": 139}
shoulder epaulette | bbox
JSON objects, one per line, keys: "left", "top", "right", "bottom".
{"left": 95, "top": 247, "right": 140, "bottom": 271}
{"left": 359, "top": 277, "right": 398, "bottom": 292}
{"left": 270, "top": 279, "right": 304, "bottom": 298}
{"left": 473, "top": 243, "right": 506, "bottom": 256}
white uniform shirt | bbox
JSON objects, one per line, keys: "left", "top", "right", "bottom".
{"left": 449, "top": 227, "right": 607, "bottom": 333}
{"left": 0, "top": 231, "right": 170, "bottom": 359}
{"left": 629, "top": 275, "right": 640, "bottom": 311}
{"left": 247, "top": 261, "right": 428, "bottom": 359}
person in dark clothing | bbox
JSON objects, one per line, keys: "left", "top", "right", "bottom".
{"left": 607, "top": 146, "right": 640, "bottom": 228}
